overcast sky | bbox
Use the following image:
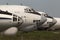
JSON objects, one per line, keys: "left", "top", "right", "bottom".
{"left": 0, "top": 0, "right": 60, "bottom": 17}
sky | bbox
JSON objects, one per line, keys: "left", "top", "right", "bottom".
{"left": 0, "top": 0, "right": 60, "bottom": 17}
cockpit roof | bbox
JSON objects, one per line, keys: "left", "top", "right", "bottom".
{"left": 0, "top": 5, "right": 30, "bottom": 8}
{"left": 0, "top": 5, "right": 32, "bottom": 13}
{"left": 0, "top": 5, "right": 41, "bottom": 16}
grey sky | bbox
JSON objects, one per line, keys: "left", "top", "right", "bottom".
{"left": 0, "top": 0, "right": 60, "bottom": 17}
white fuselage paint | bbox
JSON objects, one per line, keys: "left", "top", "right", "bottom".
{"left": 38, "top": 11, "right": 60, "bottom": 30}
{"left": 41, "top": 18, "right": 53, "bottom": 28}
{"left": 0, "top": 5, "right": 41, "bottom": 32}
{"left": 50, "top": 18, "right": 60, "bottom": 30}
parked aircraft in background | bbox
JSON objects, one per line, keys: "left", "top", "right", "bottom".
{"left": 37, "top": 11, "right": 60, "bottom": 30}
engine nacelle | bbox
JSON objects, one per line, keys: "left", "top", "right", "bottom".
{"left": 3, "top": 27, "right": 18, "bottom": 35}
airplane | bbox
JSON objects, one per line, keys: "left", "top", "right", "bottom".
{"left": 0, "top": 5, "right": 48, "bottom": 35}
{"left": 37, "top": 11, "right": 60, "bottom": 31}
{"left": 0, "top": 5, "right": 60, "bottom": 35}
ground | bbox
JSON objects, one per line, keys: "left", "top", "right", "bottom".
{"left": 0, "top": 31, "right": 60, "bottom": 40}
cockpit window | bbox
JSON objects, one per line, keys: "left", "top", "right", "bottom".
{"left": 43, "top": 14, "right": 53, "bottom": 19}
{"left": 24, "top": 8, "right": 35, "bottom": 13}
{"left": 24, "top": 8, "right": 41, "bottom": 15}
{"left": 44, "top": 14, "right": 48, "bottom": 17}
{"left": 13, "top": 14, "right": 17, "bottom": 21}
{"left": 0, "top": 10, "right": 12, "bottom": 15}
{"left": 47, "top": 16, "right": 53, "bottom": 19}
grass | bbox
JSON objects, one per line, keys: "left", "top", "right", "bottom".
{"left": 0, "top": 31, "right": 60, "bottom": 40}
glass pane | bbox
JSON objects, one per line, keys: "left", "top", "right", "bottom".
{"left": 13, "top": 17, "right": 17, "bottom": 21}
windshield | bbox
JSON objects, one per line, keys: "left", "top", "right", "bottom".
{"left": 44, "top": 14, "right": 53, "bottom": 19}
{"left": 47, "top": 16, "right": 53, "bottom": 19}
{"left": 44, "top": 14, "right": 48, "bottom": 17}
{"left": 0, "top": 10, "right": 12, "bottom": 15}
{"left": 24, "top": 8, "right": 41, "bottom": 15}
{"left": 24, "top": 8, "right": 35, "bottom": 13}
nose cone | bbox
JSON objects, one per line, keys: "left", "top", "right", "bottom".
{"left": 54, "top": 18, "right": 60, "bottom": 25}
{"left": 47, "top": 17, "right": 60, "bottom": 30}
{"left": 53, "top": 18, "right": 60, "bottom": 29}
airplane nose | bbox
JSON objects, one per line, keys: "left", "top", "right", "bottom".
{"left": 32, "top": 12, "right": 41, "bottom": 16}
{"left": 36, "top": 14, "right": 47, "bottom": 30}
{"left": 46, "top": 18, "right": 57, "bottom": 30}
